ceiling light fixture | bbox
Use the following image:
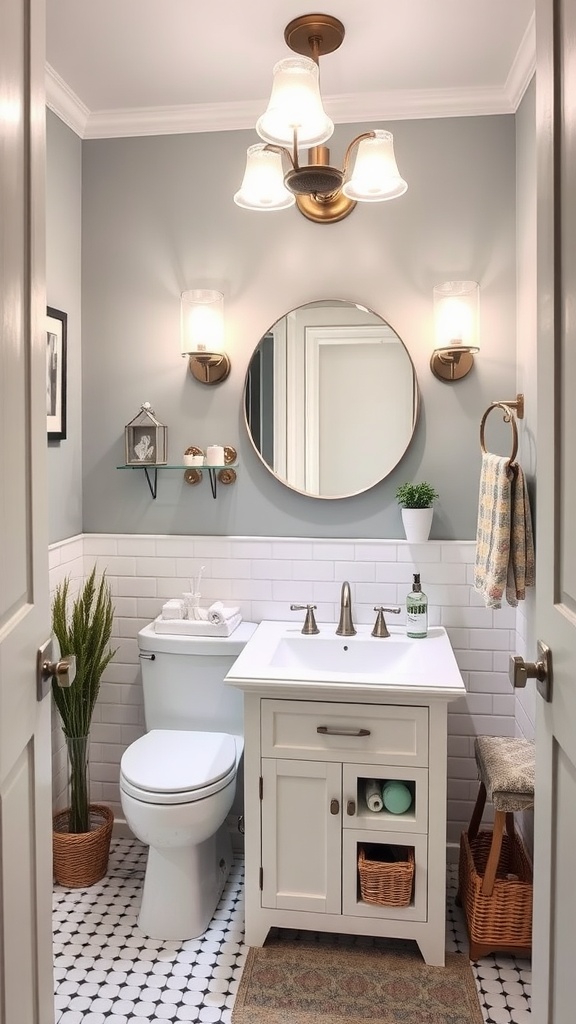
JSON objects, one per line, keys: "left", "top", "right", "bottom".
{"left": 234, "top": 13, "right": 408, "bottom": 224}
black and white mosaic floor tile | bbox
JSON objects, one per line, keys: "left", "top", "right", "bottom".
{"left": 53, "top": 839, "right": 531, "bottom": 1023}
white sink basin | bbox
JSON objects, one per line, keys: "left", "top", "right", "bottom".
{"left": 226, "top": 620, "right": 466, "bottom": 697}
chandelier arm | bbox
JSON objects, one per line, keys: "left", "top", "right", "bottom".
{"left": 341, "top": 131, "right": 376, "bottom": 178}
{"left": 263, "top": 143, "right": 297, "bottom": 172}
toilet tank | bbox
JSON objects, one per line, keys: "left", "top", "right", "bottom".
{"left": 137, "top": 621, "right": 257, "bottom": 734}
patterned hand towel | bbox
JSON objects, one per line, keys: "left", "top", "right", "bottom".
{"left": 506, "top": 464, "right": 535, "bottom": 606}
{"left": 474, "top": 453, "right": 513, "bottom": 608}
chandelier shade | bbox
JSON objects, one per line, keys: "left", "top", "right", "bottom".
{"left": 256, "top": 57, "right": 334, "bottom": 148}
{"left": 343, "top": 130, "right": 408, "bottom": 202}
{"left": 234, "top": 144, "right": 296, "bottom": 211}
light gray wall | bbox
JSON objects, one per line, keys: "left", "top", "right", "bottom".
{"left": 46, "top": 110, "right": 83, "bottom": 542}
{"left": 81, "top": 115, "right": 517, "bottom": 539}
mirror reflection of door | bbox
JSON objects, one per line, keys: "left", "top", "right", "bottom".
{"left": 245, "top": 300, "right": 418, "bottom": 499}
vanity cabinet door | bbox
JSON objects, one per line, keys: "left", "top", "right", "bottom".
{"left": 261, "top": 758, "right": 342, "bottom": 914}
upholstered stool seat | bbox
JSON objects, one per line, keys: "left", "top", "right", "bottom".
{"left": 468, "top": 736, "right": 535, "bottom": 896}
{"left": 458, "top": 735, "right": 535, "bottom": 959}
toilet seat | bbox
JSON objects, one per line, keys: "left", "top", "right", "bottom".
{"left": 120, "top": 730, "right": 237, "bottom": 805}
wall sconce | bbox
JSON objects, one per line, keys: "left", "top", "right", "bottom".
{"left": 181, "top": 289, "right": 230, "bottom": 385}
{"left": 430, "top": 281, "right": 480, "bottom": 382}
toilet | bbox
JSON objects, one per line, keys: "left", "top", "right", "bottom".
{"left": 119, "top": 620, "right": 256, "bottom": 940}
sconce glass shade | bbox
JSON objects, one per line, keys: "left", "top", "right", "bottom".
{"left": 343, "top": 130, "right": 408, "bottom": 202}
{"left": 433, "top": 281, "right": 480, "bottom": 352}
{"left": 234, "top": 144, "right": 295, "bottom": 210}
{"left": 181, "top": 289, "right": 224, "bottom": 355}
{"left": 256, "top": 57, "right": 334, "bottom": 148}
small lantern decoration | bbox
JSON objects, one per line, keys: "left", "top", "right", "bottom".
{"left": 124, "top": 403, "right": 167, "bottom": 466}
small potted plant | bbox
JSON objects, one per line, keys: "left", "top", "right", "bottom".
{"left": 395, "top": 481, "right": 439, "bottom": 542}
{"left": 51, "top": 566, "right": 117, "bottom": 887}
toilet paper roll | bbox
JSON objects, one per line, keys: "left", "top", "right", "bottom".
{"left": 364, "top": 779, "right": 384, "bottom": 813}
{"left": 382, "top": 781, "right": 413, "bottom": 815}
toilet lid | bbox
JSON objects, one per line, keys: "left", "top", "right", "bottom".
{"left": 120, "top": 730, "right": 236, "bottom": 795}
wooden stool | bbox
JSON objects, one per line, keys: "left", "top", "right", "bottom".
{"left": 458, "top": 735, "right": 535, "bottom": 959}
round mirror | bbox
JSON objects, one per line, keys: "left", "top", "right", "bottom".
{"left": 244, "top": 300, "right": 419, "bottom": 499}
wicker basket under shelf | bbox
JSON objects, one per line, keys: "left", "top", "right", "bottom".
{"left": 459, "top": 829, "right": 533, "bottom": 958}
{"left": 358, "top": 845, "right": 414, "bottom": 907}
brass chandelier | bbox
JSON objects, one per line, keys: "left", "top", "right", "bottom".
{"left": 234, "top": 14, "right": 408, "bottom": 224}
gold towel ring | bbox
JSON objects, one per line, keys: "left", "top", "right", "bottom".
{"left": 480, "top": 403, "right": 518, "bottom": 466}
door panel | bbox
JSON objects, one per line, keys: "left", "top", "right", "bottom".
{"left": 261, "top": 759, "right": 341, "bottom": 913}
{"left": 0, "top": 0, "right": 53, "bottom": 1020}
{"left": 533, "top": 0, "right": 576, "bottom": 1019}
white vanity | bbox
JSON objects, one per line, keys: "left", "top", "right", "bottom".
{"left": 226, "top": 621, "right": 466, "bottom": 967}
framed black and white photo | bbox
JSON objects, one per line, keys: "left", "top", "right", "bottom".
{"left": 47, "top": 306, "right": 67, "bottom": 441}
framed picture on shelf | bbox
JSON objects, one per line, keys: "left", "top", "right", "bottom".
{"left": 46, "top": 306, "right": 67, "bottom": 441}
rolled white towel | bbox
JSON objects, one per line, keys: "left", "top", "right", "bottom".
{"left": 365, "top": 779, "right": 384, "bottom": 813}
{"left": 161, "top": 599, "right": 185, "bottom": 620}
{"left": 208, "top": 600, "right": 240, "bottom": 625}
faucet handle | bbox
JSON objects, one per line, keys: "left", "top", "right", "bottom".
{"left": 290, "top": 604, "right": 320, "bottom": 635}
{"left": 372, "top": 605, "right": 401, "bottom": 638}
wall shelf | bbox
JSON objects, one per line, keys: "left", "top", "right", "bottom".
{"left": 117, "top": 446, "right": 238, "bottom": 500}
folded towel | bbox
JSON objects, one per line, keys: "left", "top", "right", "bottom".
{"left": 161, "top": 599, "right": 185, "bottom": 620}
{"left": 506, "top": 465, "right": 535, "bottom": 606}
{"left": 208, "top": 601, "right": 240, "bottom": 625}
{"left": 365, "top": 779, "right": 384, "bottom": 813}
{"left": 474, "top": 453, "right": 535, "bottom": 608}
{"left": 474, "top": 453, "right": 514, "bottom": 609}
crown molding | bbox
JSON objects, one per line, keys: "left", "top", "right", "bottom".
{"left": 46, "top": 19, "right": 537, "bottom": 142}
{"left": 505, "top": 12, "right": 536, "bottom": 108}
{"left": 45, "top": 63, "right": 90, "bottom": 137}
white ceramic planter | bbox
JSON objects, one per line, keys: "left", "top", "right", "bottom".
{"left": 401, "top": 507, "right": 434, "bottom": 543}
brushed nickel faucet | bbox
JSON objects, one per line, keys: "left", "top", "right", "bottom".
{"left": 336, "top": 581, "right": 356, "bottom": 636}
{"left": 290, "top": 603, "right": 319, "bottom": 634}
{"left": 372, "top": 605, "right": 402, "bottom": 638}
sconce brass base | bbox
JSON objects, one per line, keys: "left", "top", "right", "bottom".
{"left": 188, "top": 352, "right": 231, "bottom": 385}
{"left": 295, "top": 192, "right": 357, "bottom": 224}
{"left": 430, "top": 348, "right": 476, "bottom": 382}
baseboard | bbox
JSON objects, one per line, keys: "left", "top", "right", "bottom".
{"left": 112, "top": 818, "right": 135, "bottom": 840}
{"left": 446, "top": 841, "right": 460, "bottom": 865}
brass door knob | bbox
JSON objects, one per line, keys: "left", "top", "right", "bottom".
{"left": 509, "top": 641, "right": 552, "bottom": 702}
{"left": 42, "top": 654, "right": 76, "bottom": 688}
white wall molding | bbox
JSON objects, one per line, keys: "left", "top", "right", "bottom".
{"left": 47, "top": 68, "right": 536, "bottom": 141}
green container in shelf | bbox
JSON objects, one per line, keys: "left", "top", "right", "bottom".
{"left": 382, "top": 781, "right": 413, "bottom": 814}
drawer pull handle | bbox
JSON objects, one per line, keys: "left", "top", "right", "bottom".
{"left": 346, "top": 800, "right": 356, "bottom": 816}
{"left": 317, "top": 726, "right": 371, "bottom": 737}
{"left": 330, "top": 799, "right": 340, "bottom": 815}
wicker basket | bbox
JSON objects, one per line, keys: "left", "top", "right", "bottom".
{"left": 358, "top": 844, "right": 414, "bottom": 907}
{"left": 53, "top": 803, "right": 114, "bottom": 888}
{"left": 459, "top": 829, "right": 533, "bottom": 957}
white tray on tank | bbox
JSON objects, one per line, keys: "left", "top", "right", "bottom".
{"left": 153, "top": 613, "right": 242, "bottom": 637}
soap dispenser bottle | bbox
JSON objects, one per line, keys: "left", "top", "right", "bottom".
{"left": 406, "top": 573, "right": 428, "bottom": 638}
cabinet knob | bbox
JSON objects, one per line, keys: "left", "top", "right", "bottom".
{"left": 346, "top": 800, "right": 356, "bottom": 816}
{"left": 330, "top": 798, "right": 340, "bottom": 815}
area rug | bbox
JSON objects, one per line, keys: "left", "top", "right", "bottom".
{"left": 231, "top": 939, "right": 483, "bottom": 1024}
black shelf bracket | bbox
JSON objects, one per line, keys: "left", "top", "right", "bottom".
{"left": 143, "top": 466, "right": 158, "bottom": 499}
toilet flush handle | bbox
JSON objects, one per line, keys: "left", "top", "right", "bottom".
{"left": 139, "top": 653, "right": 155, "bottom": 660}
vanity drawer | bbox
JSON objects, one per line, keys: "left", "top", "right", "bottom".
{"left": 261, "top": 700, "right": 429, "bottom": 766}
